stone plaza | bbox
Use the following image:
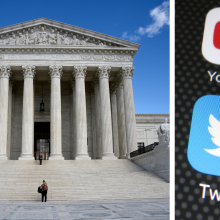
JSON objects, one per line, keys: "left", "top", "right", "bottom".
{"left": 0, "top": 199, "right": 169, "bottom": 220}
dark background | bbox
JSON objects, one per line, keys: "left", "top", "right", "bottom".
{"left": 176, "top": 0, "right": 220, "bottom": 219}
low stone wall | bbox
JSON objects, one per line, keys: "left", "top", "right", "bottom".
{"left": 130, "top": 142, "right": 169, "bottom": 182}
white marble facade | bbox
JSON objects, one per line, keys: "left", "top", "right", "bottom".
{"left": 0, "top": 18, "right": 168, "bottom": 160}
{"left": 136, "top": 114, "right": 170, "bottom": 147}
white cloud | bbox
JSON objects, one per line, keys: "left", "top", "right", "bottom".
{"left": 122, "top": 32, "right": 141, "bottom": 42}
{"left": 137, "top": 1, "right": 169, "bottom": 37}
{"left": 121, "top": 1, "right": 169, "bottom": 41}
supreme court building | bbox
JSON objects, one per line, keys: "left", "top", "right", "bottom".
{"left": 0, "top": 18, "right": 158, "bottom": 161}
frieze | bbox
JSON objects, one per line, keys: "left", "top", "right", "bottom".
{"left": 1, "top": 54, "right": 133, "bottom": 62}
{"left": 0, "top": 26, "right": 122, "bottom": 47}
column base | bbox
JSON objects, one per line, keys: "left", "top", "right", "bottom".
{"left": 18, "top": 154, "right": 35, "bottom": 160}
{"left": 0, "top": 155, "right": 9, "bottom": 160}
{"left": 75, "top": 154, "right": 91, "bottom": 160}
{"left": 49, "top": 154, "right": 64, "bottom": 160}
{"left": 102, "top": 153, "right": 118, "bottom": 160}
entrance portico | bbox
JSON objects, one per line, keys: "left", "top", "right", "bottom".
{"left": 0, "top": 18, "right": 140, "bottom": 160}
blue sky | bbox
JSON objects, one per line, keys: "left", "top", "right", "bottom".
{"left": 0, "top": 0, "right": 169, "bottom": 114}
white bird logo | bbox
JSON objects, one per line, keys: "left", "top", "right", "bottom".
{"left": 205, "top": 114, "right": 220, "bottom": 157}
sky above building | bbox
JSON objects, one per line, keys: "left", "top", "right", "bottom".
{"left": 0, "top": 0, "right": 169, "bottom": 114}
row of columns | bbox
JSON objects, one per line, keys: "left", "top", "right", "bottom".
{"left": 0, "top": 65, "right": 137, "bottom": 160}
{"left": 89, "top": 66, "right": 137, "bottom": 159}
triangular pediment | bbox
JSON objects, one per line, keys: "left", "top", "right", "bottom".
{"left": 0, "top": 18, "right": 140, "bottom": 49}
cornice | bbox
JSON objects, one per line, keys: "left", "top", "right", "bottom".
{"left": 0, "top": 46, "right": 137, "bottom": 57}
{"left": 135, "top": 114, "right": 170, "bottom": 117}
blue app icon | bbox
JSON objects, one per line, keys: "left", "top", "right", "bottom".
{"left": 188, "top": 95, "right": 220, "bottom": 176}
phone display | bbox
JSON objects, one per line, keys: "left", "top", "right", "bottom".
{"left": 175, "top": 1, "right": 220, "bottom": 219}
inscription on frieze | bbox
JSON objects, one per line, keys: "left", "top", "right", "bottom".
{"left": 2, "top": 54, "right": 133, "bottom": 62}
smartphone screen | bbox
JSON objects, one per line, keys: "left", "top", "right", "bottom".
{"left": 175, "top": 1, "right": 220, "bottom": 219}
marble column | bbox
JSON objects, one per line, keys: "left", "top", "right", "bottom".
{"left": 121, "top": 66, "right": 137, "bottom": 156}
{"left": 0, "top": 66, "right": 11, "bottom": 160}
{"left": 89, "top": 85, "right": 97, "bottom": 159}
{"left": 19, "top": 65, "right": 35, "bottom": 160}
{"left": 93, "top": 78, "right": 102, "bottom": 159}
{"left": 110, "top": 83, "right": 119, "bottom": 158}
{"left": 7, "top": 78, "right": 13, "bottom": 158}
{"left": 73, "top": 66, "right": 90, "bottom": 160}
{"left": 116, "top": 78, "right": 128, "bottom": 158}
{"left": 49, "top": 65, "right": 64, "bottom": 160}
{"left": 97, "top": 66, "right": 117, "bottom": 160}
{"left": 70, "top": 79, "right": 76, "bottom": 159}
{"left": 33, "top": 80, "right": 35, "bottom": 159}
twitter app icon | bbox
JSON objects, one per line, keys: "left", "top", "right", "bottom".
{"left": 188, "top": 95, "right": 220, "bottom": 176}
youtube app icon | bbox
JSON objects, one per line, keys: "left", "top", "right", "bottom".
{"left": 202, "top": 8, "right": 220, "bottom": 64}
{"left": 213, "top": 21, "right": 220, "bottom": 49}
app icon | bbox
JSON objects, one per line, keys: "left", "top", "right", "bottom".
{"left": 202, "top": 8, "right": 220, "bottom": 64}
{"left": 188, "top": 95, "right": 220, "bottom": 176}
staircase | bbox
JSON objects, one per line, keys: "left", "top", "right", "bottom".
{"left": 0, "top": 159, "right": 169, "bottom": 201}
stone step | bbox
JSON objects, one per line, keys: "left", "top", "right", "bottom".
{"left": 0, "top": 159, "right": 169, "bottom": 200}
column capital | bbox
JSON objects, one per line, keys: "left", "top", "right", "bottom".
{"left": 49, "top": 65, "right": 63, "bottom": 78}
{"left": 22, "top": 65, "right": 36, "bottom": 78}
{"left": 121, "top": 66, "right": 134, "bottom": 79}
{"left": 97, "top": 66, "right": 111, "bottom": 79}
{"left": 73, "top": 65, "right": 87, "bottom": 79}
{"left": 0, "top": 66, "right": 11, "bottom": 78}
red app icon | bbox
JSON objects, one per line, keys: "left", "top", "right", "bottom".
{"left": 213, "top": 21, "right": 220, "bottom": 49}
{"left": 202, "top": 8, "right": 220, "bottom": 65}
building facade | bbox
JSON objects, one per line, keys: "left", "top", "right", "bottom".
{"left": 0, "top": 18, "right": 168, "bottom": 161}
{"left": 136, "top": 114, "right": 170, "bottom": 148}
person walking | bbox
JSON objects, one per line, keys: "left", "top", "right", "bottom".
{"left": 40, "top": 180, "right": 48, "bottom": 202}
{"left": 39, "top": 153, "right": 43, "bottom": 165}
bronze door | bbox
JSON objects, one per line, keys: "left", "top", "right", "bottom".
{"left": 35, "top": 139, "right": 50, "bottom": 160}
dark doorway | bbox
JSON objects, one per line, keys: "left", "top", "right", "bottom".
{"left": 34, "top": 122, "right": 50, "bottom": 160}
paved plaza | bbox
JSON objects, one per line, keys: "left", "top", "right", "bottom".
{"left": 0, "top": 198, "right": 169, "bottom": 220}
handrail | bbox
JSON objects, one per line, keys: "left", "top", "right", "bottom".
{"left": 130, "top": 142, "right": 159, "bottom": 158}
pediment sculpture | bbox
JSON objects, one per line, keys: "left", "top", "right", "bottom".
{"left": 157, "top": 118, "right": 170, "bottom": 144}
{"left": 0, "top": 26, "right": 110, "bottom": 47}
